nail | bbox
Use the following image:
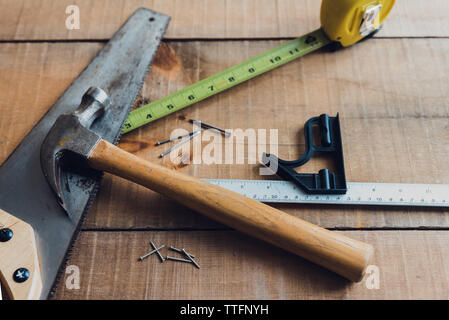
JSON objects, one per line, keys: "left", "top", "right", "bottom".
{"left": 189, "top": 119, "right": 231, "bottom": 137}
{"left": 150, "top": 241, "right": 165, "bottom": 262}
{"left": 159, "top": 130, "right": 201, "bottom": 158}
{"left": 169, "top": 246, "right": 195, "bottom": 258}
{"left": 138, "top": 245, "right": 165, "bottom": 261}
{"left": 166, "top": 256, "right": 192, "bottom": 263}
{"left": 156, "top": 130, "right": 201, "bottom": 146}
{"left": 182, "top": 248, "right": 200, "bottom": 269}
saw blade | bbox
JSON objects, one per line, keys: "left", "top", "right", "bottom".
{"left": 0, "top": 8, "right": 170, "bottom": 299}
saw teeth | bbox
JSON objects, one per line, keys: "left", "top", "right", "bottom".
{"left": 48, "top": 175, "right": 102, "bottom": 298}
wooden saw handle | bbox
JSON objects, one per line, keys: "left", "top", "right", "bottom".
{"left": 0, "top": 209, "right": 42, "bottom": 300}
{"left": 89, "top": 140, "right": 373, "bottom": 282}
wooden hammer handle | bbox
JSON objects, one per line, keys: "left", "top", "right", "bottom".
{"left": 88, "top": 139, "right": 373, "bottom": 282}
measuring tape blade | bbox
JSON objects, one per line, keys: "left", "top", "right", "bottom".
{"left": 122, "top": 29, "right": 331, "bottom": 133}
{"left": 203, "top": 179, "right": 449, "bottom": 207}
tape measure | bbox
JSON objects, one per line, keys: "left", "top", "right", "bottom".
{"left": 122, "top": 0, "right": 395, "bottom": 134}
{"left": 122, "top": 29, "right": 330, "bottom": 133}
{"left": 203, "top": 179, "right": 449, "bottom": 207}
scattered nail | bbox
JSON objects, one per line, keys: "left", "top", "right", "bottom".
{"left": 189, "top": 119, "right": 231, "bottom": 137}
{"left": 138, "top": 245, "right": 165, "bottom": 261}
{"left": 150, "top": 241, "right": 165, "bottom": 263}
{"left": 159, "top": 130, "right": 201, "bottom": 158}
{"left": 182, "top": 248, "right": 200, "bottom": 269}
{"left": 169, "top": 246, "right": 195, "bottom": 258}
{"left": 166, "top": 256, "right": 192, "bottom": 263}
{"left": 156, "top": 130, "right": 201, "bottom": 146}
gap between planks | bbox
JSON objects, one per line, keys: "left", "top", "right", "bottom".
{"left": 2, "top": 0, "right": 449, "bottom": 40}
{"left": 1, "top": 36, "right": 449, "bottom": 45}
{"left": 2, "top": 39, "right": 449, "bottom": 230}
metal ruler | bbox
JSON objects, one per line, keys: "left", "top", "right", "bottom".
{"left": 122, "top": 29, "right": 330, "bottom": 133}
{"left": 203, "top": 179, "right": 449, "bottom": 207}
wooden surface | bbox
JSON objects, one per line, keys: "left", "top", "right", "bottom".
{"left": 1, "top": 0, "right": 449, "bottom": 40}
{"left": 53, "top": 230, "right": 449, "bottom": 299}
{"left": 89, "top": 140, "right": 374, "bottom": 282}
{"left": 0, "top": 1, "right": 449, "bottom": 299}
{"left": 0, "top": 209, "right": 42, "bottom": 300}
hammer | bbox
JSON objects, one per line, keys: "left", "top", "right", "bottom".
{"left": 41, "top": 87, "right": 373, "bottom": 282}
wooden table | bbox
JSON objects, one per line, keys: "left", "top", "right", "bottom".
{"left": 1, "top": 0, "right": 449, "bottom": 299}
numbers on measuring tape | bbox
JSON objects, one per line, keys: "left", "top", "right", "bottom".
{"left": 289, "top": 48, "right": 300, "bottom": 55}
{"left": 121, "top": 29, "right": 331, "bottom": 134}
{"left": 270, "top": 56, "right": 282, "bottom": 64}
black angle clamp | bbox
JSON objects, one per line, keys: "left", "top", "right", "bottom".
{"left": 263, "top": 114, "right": 347, "bottom": 195}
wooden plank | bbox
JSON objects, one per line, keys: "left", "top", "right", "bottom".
{"left": 0, "top": 42, "right": 103, "bottom": 165}
{"left": 0, "top": 0, "right": 448, "bottom": 40}
{"left": 88, "top": 39, "right": 449, "bottom": 229}
{"left": 1, "top": 39, "right": 449, "bottom": 229}
{"left": 52, "top": 230, "right": 449, "bottom": 299}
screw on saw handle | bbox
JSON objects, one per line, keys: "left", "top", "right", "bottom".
{"left": 0, "top": 209, "right": 42, "bottom": 300}
{"left": 320, "top": 0, "right": 396, "bottom": 47}
{"left": 87, "top": 140, "right": 374, "bottom": 282}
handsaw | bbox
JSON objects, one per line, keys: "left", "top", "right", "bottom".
{"left": 0, "top": 0, "right": 397, "bottom": 299}
{"left": 0, "top": 8, "right": 170, "bottom": 299}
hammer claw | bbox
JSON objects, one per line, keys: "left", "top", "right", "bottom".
{"left": 40, "top": 87, "right": 109, "bottom": 214}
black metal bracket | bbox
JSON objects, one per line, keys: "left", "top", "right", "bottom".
{"left": 263, "top": 114, "right": 347, "bottom": 194}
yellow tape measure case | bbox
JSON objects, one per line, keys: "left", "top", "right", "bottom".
{"left": 321, "top": 0, "right": 395, "bottom": 47}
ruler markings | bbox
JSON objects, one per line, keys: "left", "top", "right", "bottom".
{"left": 122, "top": 29, "right": 330, "bottom": 133}
{"left": 203, "top": 179, "right": 449, "bottom": 207}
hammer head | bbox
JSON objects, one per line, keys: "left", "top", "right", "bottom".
{"left": 40, "top": 87, "right": 110, "bottom": 211}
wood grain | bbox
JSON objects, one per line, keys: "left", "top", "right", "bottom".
{"left": 52, "top": 230, "right": 449, "bottom": 299}
{"left": 0, "top": 209, "right": 42, "bottom": 300}
{"left": 88, "top": 139, "right": 374, "bottom": 281}
{"left": 0, "top": 0, "right": 448, "bottom": 40}
{"left": 1, "top": 39, "right": 449, "bottom": 229}
{"left": 0, "top": 42, "right": 102, "bottom": 165}
{"left": 2, "top": 1, "right": 449, "bottom": 300}
{"left": 90, "top": 39, "right": 449, "bottom": 229}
